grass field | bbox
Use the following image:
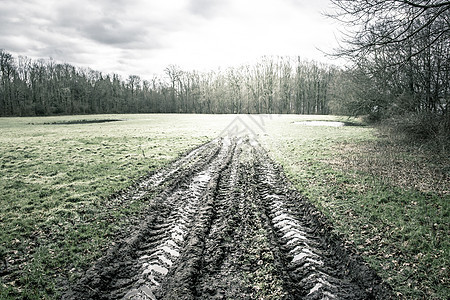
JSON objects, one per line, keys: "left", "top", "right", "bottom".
{"left": 0, "top": 114, "right": 448, "bottom": 299}
{"left": 0, "top": 114, "right": 232, "bottom": 299}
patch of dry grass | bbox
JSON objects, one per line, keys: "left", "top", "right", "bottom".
{"left": 325, "top": 138, "right": 450, "bottom": 196}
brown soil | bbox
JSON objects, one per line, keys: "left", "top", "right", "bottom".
{"left": 63, "top": 137, "right": 392, "bottom": 299}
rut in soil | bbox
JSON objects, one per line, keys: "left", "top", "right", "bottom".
{"left": 65, "top": 137, "right": 392, "bottom": 300}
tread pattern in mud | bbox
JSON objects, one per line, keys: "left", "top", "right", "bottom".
{"left": 66, "top": 137, "right": 392, "bottom": 300}
{"left": 258, "top": 158, "right": 367, "bottom": 299}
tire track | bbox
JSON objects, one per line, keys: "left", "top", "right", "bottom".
{"left": 122, "top": 138, "right": 235, "bottom": 300}
{"left": 107, "top": 139, "right": 222, "bottom": 209}
{"left": 122, "top": 170, "right": 214, "bottom": 300}
{"left": 255, "top": 145, "right": 391, "bottom": 299}
{"left": 65, "top": 138, "right": 229, "bottom": 299}
{"left": 154, "top": 138, "right": 237, "bottom": 299}
{"left": 66, "top": 136, "right": 392, "bottom": 300}
{"left": 258, "top": 158, "right": 343, "bottom": 299}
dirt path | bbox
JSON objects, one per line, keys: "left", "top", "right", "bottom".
{"left": 65, "top": 137, "right": 392, "bottom": 299}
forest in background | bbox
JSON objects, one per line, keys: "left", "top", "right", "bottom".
{"left": 0, "top": 52, "right": 339, "bottom": 116}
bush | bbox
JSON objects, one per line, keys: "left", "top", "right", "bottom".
{"left": 382, "top": 112, "right": 450, "bottom": 152}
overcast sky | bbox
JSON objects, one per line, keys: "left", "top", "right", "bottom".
{"left": 1, "top": 0, "right": 343, "bottom": 79}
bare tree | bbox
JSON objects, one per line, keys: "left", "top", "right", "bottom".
{"left": 164, "top": 65, "right": 183, "bottom": 112}
{"left": 329, "top": 0, "right": 450, "bottom": 141}
{"left": 329, "top": 0, "right": 450, "bottom": 63}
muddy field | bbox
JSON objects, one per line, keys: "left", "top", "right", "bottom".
{"left": 64, "top": 137, "right": 392, "bottom": 299}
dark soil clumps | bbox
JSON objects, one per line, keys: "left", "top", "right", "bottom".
{"left": 63, "top": 137, "right": 393, "bottom": 299}
{"left": 35, "top": 119, "right": 123, "bottom": 125}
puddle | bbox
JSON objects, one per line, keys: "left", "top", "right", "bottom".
{"left": 294, "top": 121, "right": 345, "bottom": 127}
{"left": 38, "top": 119, "right": 123, "bottom": 125}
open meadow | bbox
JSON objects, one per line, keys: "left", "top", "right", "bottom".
{"left": 0, "top": 114, "right": 448, "bottom": 299}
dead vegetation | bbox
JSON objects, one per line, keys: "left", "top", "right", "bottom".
{"left": 325, "top": 135, "right": 450, "bottom": 197}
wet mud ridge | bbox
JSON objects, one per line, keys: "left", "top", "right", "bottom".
{"left": 65, "top": 137, "right": 392, "bottom": 299}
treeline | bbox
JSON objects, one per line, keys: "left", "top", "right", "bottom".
{"left": 0, "top": 51, "right": 340, "bottom": 116}
{"left": 329, "top": 0, "right": 450, "bottom": 142}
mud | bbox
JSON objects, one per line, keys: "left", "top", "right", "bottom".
{"left": 64, "top": 137, "right": 392, "bottom": 299}
{"left": 41, "top": 119, "right": 123, "bottom": 125}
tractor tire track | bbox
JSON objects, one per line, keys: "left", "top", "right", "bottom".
{"left": 256, "top": 154, "right": 365, "bottom": 299}
{"left": 65, "top": 137, "right": 392, "bottom": 300}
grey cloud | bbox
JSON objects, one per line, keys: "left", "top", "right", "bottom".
{"left": 2, "top": 0, "right": 199, "bottom": 55}
{"left": 0, "top": 5, "right": 14, "bottom": 21}
{"left": 1, "top": 0, "right": 231, "bottom": 75}
{"left": 188, "top": 0, "right": 225, "bottom": 18}
{"left": 0, "top": 37, "right": 31, "bottom": 54}
{"left": 0, "top": 1, "right": 90, "bottom": 63}
{"left": 82, "top": 18, "right": 150, "bottom": 47}
{"left": 0, "top": 1, "right": 44, "bottom": 43}
{"left": 54, "top": 2, "right": 167, "bottom": 49}
{"left": 38, "top": 44, "right": 84, "bottom": 63}
{"left": 0, "top": 0, "right": 84, "bottom": 59}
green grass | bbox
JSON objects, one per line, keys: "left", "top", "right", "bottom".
{"left": 260, "top": 115, "right": 450, "bottom": 299}
{"left": 0, "top": 114, "right": 235, "bottom": 299}
{"left": 1, "top": 114, "right": 448, "bottom": 299}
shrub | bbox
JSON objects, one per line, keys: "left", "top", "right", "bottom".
{"left": 382, "top": 112, "right": 450, "bottom": 152}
